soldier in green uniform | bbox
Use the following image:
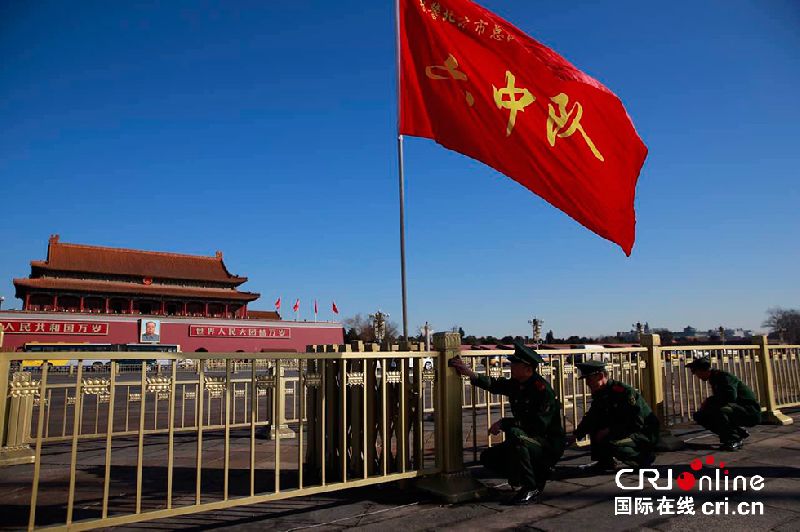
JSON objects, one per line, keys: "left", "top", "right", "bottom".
{"left": 687, "top": 356, "right": 760, "bottom": 451}
{"left": 572, "top": 360, "right": 659, "bottom": 470}
{"left": 450, "top": 341, "right": 565, "bottom": 505}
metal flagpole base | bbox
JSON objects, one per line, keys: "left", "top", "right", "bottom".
{"left": 0, "top": 445, "right": 35, "bottom": 467}
{"left": 416, "top": 470, "right": 488, "bottom": 504}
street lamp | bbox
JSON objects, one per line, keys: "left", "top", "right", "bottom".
{"left": 528, "top": 317, "right": 542, "bottom": 347}
{"left": 633, "top": 322, "right": 643, "bottom": 342}
{"left": 419, "top": 321, "right": 434, "bottom": 351}
{"left": 369, "top": 310, "right": 389, "bottom": 344}
{"left": 0, "top": 296, "right": 4, "bottom": 310}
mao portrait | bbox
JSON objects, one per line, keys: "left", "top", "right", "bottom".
{"left": 140, "top": 320, "right": 161, "bottom": 343}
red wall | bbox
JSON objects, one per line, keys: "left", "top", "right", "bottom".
{"left": 0, "top": 312, "right": 343, "bottom": 353}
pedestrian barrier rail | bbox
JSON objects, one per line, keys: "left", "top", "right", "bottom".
{"left": 0, "top": 344, "right": 441, "bottom": 531}
{"left": 0, "top": 331, "right": 796, "bottom": 530}
{"left": 659, "top": 345, "right": 763, "bottom": 426}
{"left": 455, "top": 337, "right": 798, "bottom": 462}
{"left": 768, "top": 345, "right": 800, "bottom": 409}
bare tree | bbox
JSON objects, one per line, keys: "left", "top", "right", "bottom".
{"left": 342, "top": 313, "right": 400, "bottom": 343}
{"left": 763, "top": 307, "right": 800, "bottom": 344}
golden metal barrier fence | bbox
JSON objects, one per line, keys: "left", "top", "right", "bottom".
{"left": 660, "top": 345, "right": 762, "bottom": 426}
{"left": 0, "top": 349, "right": 441, "bottom": 531}
{"left": 455, "top": 337, "right": 797, "bottom": 463}
{"left": 20, "top": 366, "right": 305, "bottom": 443}
{"left": 1, "top": 330, "right": 796, "bottom": 530}
{"left": 768, "top": 345, "right": 800, "bottom": 408}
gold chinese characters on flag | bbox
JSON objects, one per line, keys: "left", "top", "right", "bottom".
{"left": 399, "top": 0, "right": 648, "bottom": 254}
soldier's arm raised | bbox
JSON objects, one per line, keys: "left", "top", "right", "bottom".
{"left": 451, "top": 357, "right": 513, "bottom": 395}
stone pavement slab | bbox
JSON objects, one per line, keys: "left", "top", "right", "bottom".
{"left": 127, "top": 411, "right": 799, "bottom": 531}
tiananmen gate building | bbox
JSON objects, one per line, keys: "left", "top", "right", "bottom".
{"left": 0, "top": 235, "right": 343, "bottom": 352}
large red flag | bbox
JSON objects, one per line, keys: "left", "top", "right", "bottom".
{"left": 332, "top": 301, "right": 339, "bottom": 315}
{"left": 399, "top": 0, "right": 647, "bottom": 254}
{"left": 274, "top": 297, "right": 281, "bottom": 310}
{"left": 292, "top": 299, "right": 300, "bottom": 313}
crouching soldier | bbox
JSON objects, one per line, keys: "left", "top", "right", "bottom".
{"left": 687, "top": 356, "right": 760, "bottom": 451}
{"left": 572, "top": 360, "right": 659, "bottom": 470}
{"left": 450, "top": 341, "right": 565, "bottom": 505}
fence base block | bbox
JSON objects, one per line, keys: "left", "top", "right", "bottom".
{"left": 762, "top": 410, "right": 794, "bottom": 426}
{"left": 0, "top": 445, "right": 35, "bottom": 467}
{"left": 416, "top": 470, "right": 488, "bottom": 504}
{"left": 270, "top": 424, "right": 297, "bottom": 439}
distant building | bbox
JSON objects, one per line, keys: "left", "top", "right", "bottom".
{"left": 616, "top": 323, "right": 753, "bottom": 343}
{"left": 1, "top": 235, "right": 342, "bottom": 352}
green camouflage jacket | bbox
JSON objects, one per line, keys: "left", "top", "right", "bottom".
{"left": 574, "top": 379, "right": 659, "bottom": 443}
{"left": 708, "top": 369, "right": 760, "bottom": 413}
{"left": 471, "top": 372, "right": 565, "bottom": 455}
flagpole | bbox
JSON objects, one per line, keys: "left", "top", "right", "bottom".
{"left": 395, "top": 0, "right": 409, "bottom": 343}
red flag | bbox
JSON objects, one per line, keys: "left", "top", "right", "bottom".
{"left": 274, "top": 297, "right": 281, "bottom": 310}
{"left": 399, "top": 0, "right": 647, "bottom": 255}
{"left": 293, "top": 299, "right": 300, "bottom": 313}
{"left": 332, "top": 301, "right": 339, "bottom": 315}
{"left": 314, "top": 299, "right": 318, "bottom": 314}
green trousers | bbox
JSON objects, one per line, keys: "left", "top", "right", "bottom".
{"left": 694, "top": 403, "right": 760, "bottom": 444}
{"left": 589, "top": 431, "right": 656, "bottom": 467}
{"left": 480, "top": 429, "right": 559, "bottom": 490}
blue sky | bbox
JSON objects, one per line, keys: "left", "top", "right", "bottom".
{"left": 1, "top": 1, "right": 798, "bottom": 338}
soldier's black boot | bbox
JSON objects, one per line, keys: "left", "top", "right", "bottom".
{"left": 736, "top": 427, "right": 750, "bottom": 440}
{"left": 507, "top": 486, "right": 541, "bottom": 505}
{"left": 720, "top": 439, "right": 743, "bottom": 452}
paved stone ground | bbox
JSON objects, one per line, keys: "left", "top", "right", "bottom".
{"left": 110, "top": 410, "right": 800, "bottom": 532}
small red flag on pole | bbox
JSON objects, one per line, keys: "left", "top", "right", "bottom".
{"left": 332, "top": 301, "right": 339, "bottom": 315}
{"left": 314, "top": 299, "right": 318, "bottom": 322}
{"left": 399, "top": 0, "right": 647, "bottom": 254}
{"left": 293, "top": 299, "right": 300, "bottom": 313}
{"left": 274, "top": 297, "right": 281, "bottom": 311}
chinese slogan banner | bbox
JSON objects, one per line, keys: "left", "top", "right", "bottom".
{"left": 400, "top": 0, "right": 648, "bottom": 255}
{"left": 189, "top": 325, "right": 292, "bottom": 339}
{"left": 1, "top": 320, "right": 109, "bottom": 335}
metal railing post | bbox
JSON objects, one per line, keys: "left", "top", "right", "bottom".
{"left": 641, "top": 334, "right": 681, "bottom": 450}
{"left": 416, "top": 332, "right": 486, "bottom": 503}
{"left": 753, "top": 335, "right": 793, "bottom": 425}
{"left": 0, "top": 325, "right": 37, "bottom": 466}
{"left": 641, "top": 334, "right": 665, "bottom": 423}
{"left": 435, "top": 332, "right": 463, "bottom": 474}
{"left": 0, "top": 325, "right": 7, "bottom": 448}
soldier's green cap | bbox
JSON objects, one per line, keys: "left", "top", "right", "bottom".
{"left": 576, "top": 360, "right": 607, "bottom": 379}
{"left": 507, "top": 340, "right": 544, "bottom": 366}
{"left": 686, "top": 356, "right": 711, "bottom": 370}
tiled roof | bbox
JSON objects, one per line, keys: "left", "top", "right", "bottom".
{"left": 31, "top": 235, "right": 247, "bottom": 284}
{"left": 14, "top": 277, "right": 259, "bottom": 301}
